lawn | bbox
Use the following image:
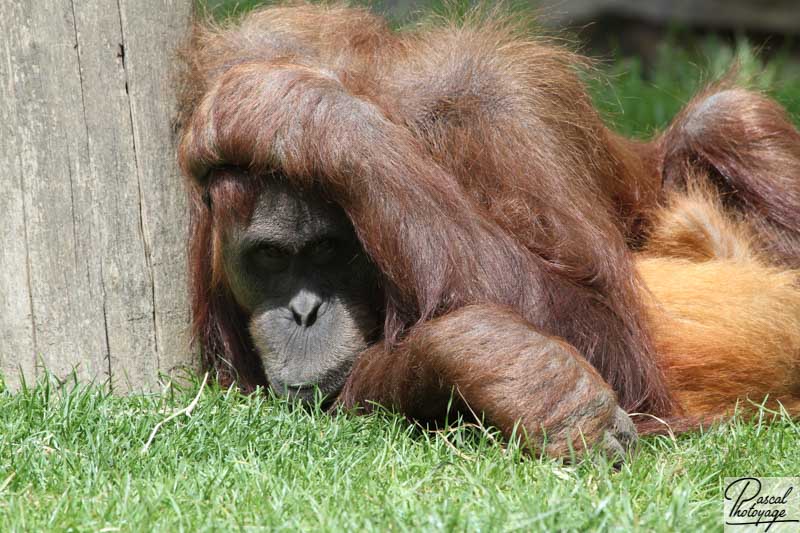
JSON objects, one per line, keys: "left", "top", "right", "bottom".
{"left": 4, "top": 4, "right": 800, "bottom": 531}
{"left": 1, "top": 373, "right": 799, "bottom": 531}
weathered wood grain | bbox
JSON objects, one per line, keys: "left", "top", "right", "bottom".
{"left": 0, "top": 0, "right": 193, "bottom": 391}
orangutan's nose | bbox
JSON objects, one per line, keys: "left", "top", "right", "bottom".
{"left": 289, "top": 290, "right": 323, "bottom": 328}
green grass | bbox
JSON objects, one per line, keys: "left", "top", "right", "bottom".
{"left": 588, "top": 37, "right": 800, "bottom": 138}
{"left": 1, "top": 373, "right": 799, "bottom": 531}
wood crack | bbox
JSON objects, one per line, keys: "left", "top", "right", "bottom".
{"left": 99, "top": 263, "right": 113, "bottom": 389}
{"left": 69, "top": 0, "right": 91, "bottom": 160}
{"left": 115, "top": 0, "right": 162, "bottom": 369}
{"left": 65, "top": 158, "right": 80, "bottom": 269}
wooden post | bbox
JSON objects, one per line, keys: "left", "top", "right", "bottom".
{"left": 0, "top": 1, "right": 193, "bottom": 391}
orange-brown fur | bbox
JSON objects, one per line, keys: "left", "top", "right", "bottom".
{"left": 640, "top": 185, "right": 800, "bottom": 420}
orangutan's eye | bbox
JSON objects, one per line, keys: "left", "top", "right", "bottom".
{"left": 308, "top": 238, "right": 340, "bottom": 266}
{"left": 251, "top": 244, "right": 291, "bottom": 272}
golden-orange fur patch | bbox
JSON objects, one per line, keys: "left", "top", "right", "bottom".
{"left": 639, "top": 185, "right": 800, "bottom": 419}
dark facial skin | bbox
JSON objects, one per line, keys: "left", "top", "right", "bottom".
{"left": 223, "top": 179, "right": 382, "bottom": 403}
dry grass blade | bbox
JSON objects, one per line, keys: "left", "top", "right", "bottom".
{"left": 141, "top": 373, "right": 209, "bottom": 454}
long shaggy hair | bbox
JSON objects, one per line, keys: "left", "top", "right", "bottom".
{"left": 176, "top": 2, "right": 800, "bottom": 427}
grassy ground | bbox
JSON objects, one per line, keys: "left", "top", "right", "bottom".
{"left": 7, "top": 3, "right": 800, "bottom": 531}
{"left": 1, "top": 373, "right": 799, "bottom": 531}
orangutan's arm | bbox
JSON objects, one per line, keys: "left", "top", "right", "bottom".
{"left": 338, "top": 304, "right": 637, "bottom": 459}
